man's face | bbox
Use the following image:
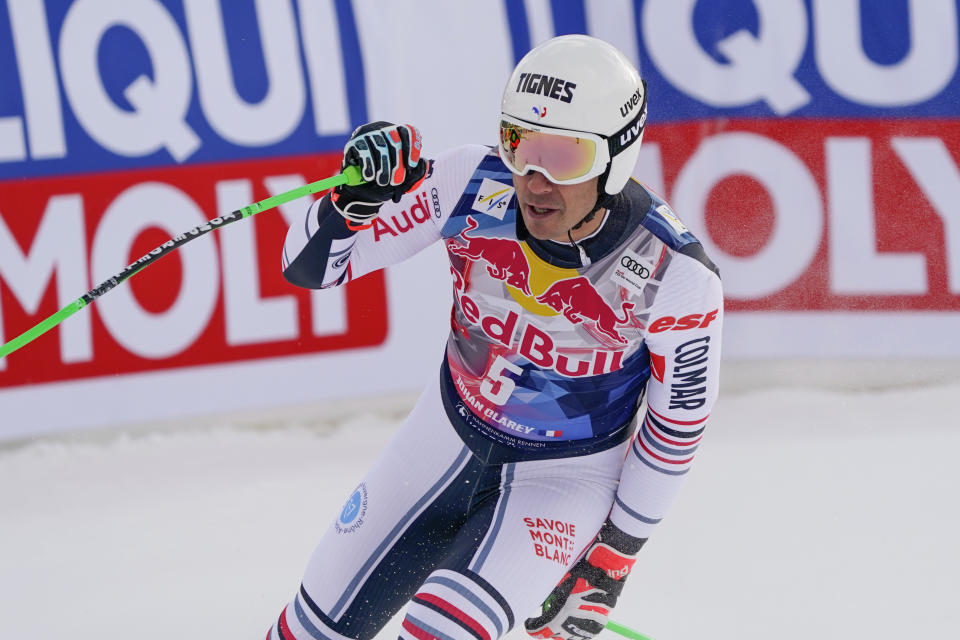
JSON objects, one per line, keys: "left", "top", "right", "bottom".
{"left": 513, "top": 170, "right": 602, "bottom": 242}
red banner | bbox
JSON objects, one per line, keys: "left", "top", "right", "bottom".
{"left": 646, "top": 118, "right": 960, "bottom": 311}
{"left": 0, "top": 154, "right": 389, "bottom": 388}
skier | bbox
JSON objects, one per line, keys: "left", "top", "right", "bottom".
{"left": 269, "top": 34, "right": 722, "bottom": 640}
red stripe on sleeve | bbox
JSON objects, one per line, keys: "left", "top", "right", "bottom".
{"left": 648, "top": 406, "right": 708, "bottom": 426}
{"left": 637, "top": 432, "right": 695, "bottom": 465}
{"left": 644, "top": 416, "right": 703, "bottom": 447}
{"left": 278, "top": 606, "right": 295, "bottom": 640}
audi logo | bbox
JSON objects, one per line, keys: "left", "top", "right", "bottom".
{"left": 620, "top": 256, "right": 650, "bottom": 278}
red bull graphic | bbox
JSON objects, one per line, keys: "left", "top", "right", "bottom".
{"left": 448, "top": 264, "right": 626, "bottom": 379}
{"left": 536, "top": 277, "right": 636, "bottom": 345}
{"left": 448, "top": 216, "right": 532, "bottom": 295}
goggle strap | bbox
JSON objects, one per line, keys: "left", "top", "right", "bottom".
{"left": 607, "top": 80, "right": 648, "bottom": 159}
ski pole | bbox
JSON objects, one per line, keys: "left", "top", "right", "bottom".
{"left": 606, "top": 619, "right": 655, "bottom": 640}
{"left": 0, "top": 165, "right": 363, "bottom": 361}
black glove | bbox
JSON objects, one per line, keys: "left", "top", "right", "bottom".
{"left": 525, "top": 520, "right": 646, "bottom": 640}
{"left": 331, "top": 121, "right": 428, "bottom": 229}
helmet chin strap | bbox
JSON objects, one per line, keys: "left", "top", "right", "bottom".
{"left": 568, "top": 168, "right": 613, "bottom": 233}
{"left": 565, "top": 170, "right": 614, "bottom": 266}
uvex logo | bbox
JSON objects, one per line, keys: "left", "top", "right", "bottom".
{"left": 618, "top": 112, "right": 647, "bottom": 146}
{"left": 619, "top": 88, "right": 642, "bottom": 117}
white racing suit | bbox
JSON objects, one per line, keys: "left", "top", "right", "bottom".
{"left": 269, "top": 145, "right": 723, "bottom": 640}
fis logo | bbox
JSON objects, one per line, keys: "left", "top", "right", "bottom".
{"left": 471, "top": 178, "right": 515, "bottom": 220}
{"left": 656, "top": 204, "right": 689, "bottom": 235}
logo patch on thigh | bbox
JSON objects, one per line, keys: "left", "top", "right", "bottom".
{"left": 336, "top": 483, "right": 368, "bottom": 534}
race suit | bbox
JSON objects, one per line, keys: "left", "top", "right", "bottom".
{"left": 270, "top": 144, "right": 723, "bottom": 640}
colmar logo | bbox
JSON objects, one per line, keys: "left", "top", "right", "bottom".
{"left": 470, "top": 178, "right": 514, "bottom": 220}
{"left": 670, "top": 337, "right": 711, "bottom": 410}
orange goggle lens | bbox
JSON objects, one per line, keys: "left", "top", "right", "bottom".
{"left": 499, "top": 121, "right": 599, "bottom": 183}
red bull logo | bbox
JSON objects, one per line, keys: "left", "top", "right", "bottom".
{"left": 446, "top": 216, "right": 638, "bottom": 350}
{"left": 536, "top": 277, "right": 636, "bottom": 345}
{"left": 448, "top": 216, "right": 532, "bottom": 295}
{"left": 448, "top": 266, "right": 626, "bottom": 378}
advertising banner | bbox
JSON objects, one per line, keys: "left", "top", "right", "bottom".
{"left": 1, "top": 0, "right": 958, "bottom": 438}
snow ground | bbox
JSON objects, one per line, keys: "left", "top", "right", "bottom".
{"left": 1, "top": 370, "right": 959, "bottom": 640}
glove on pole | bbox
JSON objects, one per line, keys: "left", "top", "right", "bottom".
{"left": 526, "top": 519, "right": 647, "bottom": 640}
{"left": 331, "top": 121, "right": 428, "bottom": 230}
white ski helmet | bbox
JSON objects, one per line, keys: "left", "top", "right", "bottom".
{"left": 500, "top": 34, "right": 647, "bottom": 196}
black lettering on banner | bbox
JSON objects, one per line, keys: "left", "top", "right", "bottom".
{"left": 669, "top": 336, "right": 710, "bottom": 410}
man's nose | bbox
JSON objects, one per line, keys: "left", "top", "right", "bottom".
{"left": 527, "top": 170, "right": 556, "bottom": 194}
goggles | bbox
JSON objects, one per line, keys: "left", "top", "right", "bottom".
{"left": 498, "top": 115, "right": 611, "bottom": 185}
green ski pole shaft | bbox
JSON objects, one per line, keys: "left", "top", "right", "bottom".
{"left": 606, "top": 619, "right": 655, "bottom": 640}
{"left": 0, "top": 165, "right": 363, "bottom": 361}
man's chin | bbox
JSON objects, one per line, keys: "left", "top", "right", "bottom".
{"left": 523, "top": 221, "right": 566, "bottom": 243}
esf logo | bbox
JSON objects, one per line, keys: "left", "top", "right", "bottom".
{"left": 336, "top": 483, "right": 368, "bottom": 534}
{"left": 515, "top": 73, "right": 577, "bottom": 103}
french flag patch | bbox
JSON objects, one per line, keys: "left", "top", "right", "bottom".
{"left": 543, "top": 430, "right": 563, "bottom": 438}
